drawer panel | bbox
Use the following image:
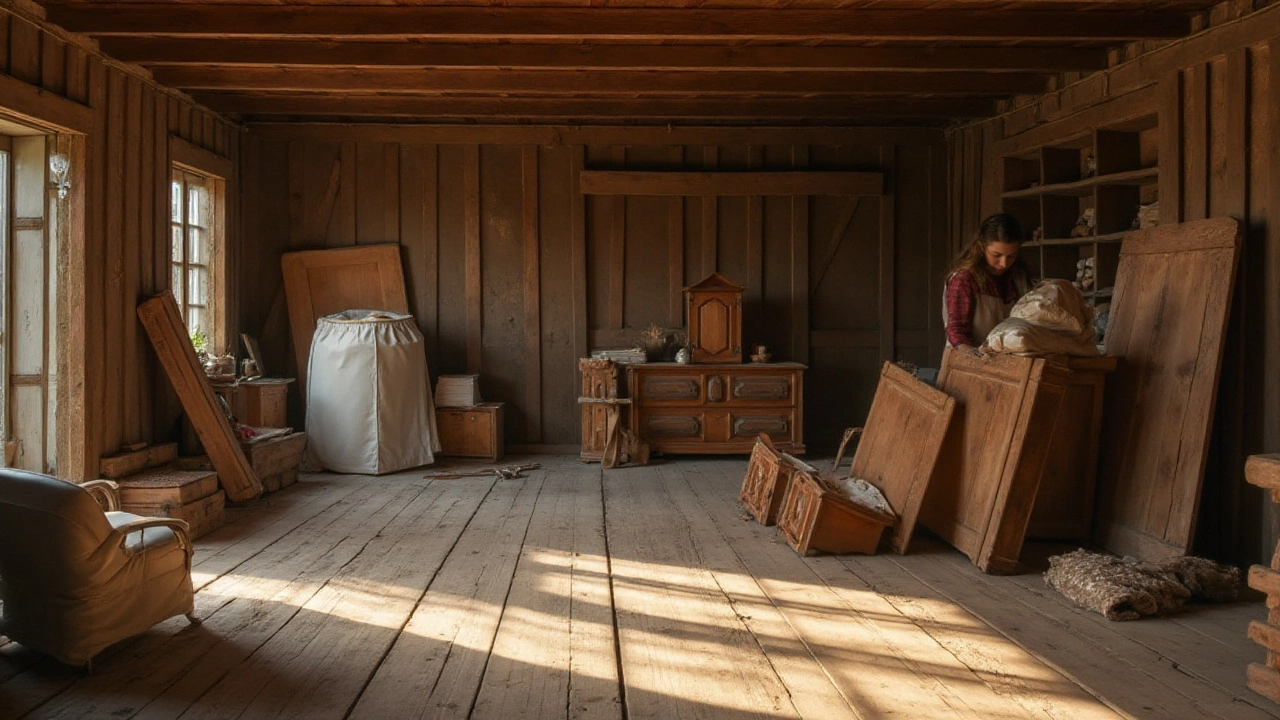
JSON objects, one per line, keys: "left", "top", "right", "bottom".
{"left": 639, "top": 376, "right": 701, "bottom": 402}
{"left": 733, "top": 414, "right": 790, "bottom": 438}
{"left": 731, "top": 375, "right": 792, "bottom": 402}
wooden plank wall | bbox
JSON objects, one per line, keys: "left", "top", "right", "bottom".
{"left": 949, "top": 6, "right": 1280, "bottom": 568}
{"left": 240, "top": 126, "right": 949, "bottom": 452}
{"left": 0, "top": 7, "right": 239, "bottom": 480}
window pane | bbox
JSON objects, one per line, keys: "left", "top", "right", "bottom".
{"left": 171, "top": 224, "right": 184, "bottom": 263}
{"left": 189, "top": 266, "right": 209, "bottom": 306}
{"left": 170, "top": 180, "right": 183, "bottom": 223}
{"left": 188, "top": 306, "right": 206, "bottom": 339}
{"left": 188, "top": 228, "right": 205, "bottom": 265}
{"left": 171, "top": 264, "right": 184, "bottom": 306}
{"left": 188, "top": 185, "right": 206, "bottom": 228}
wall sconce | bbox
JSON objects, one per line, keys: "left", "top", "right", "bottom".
{"left": 49, "top": 153, "right": 70, "bottom": 200}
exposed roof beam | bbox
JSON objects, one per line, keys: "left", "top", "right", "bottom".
{"left": 191, "top": 93, "right": 995, "bottom": 119}
{"left": 152, "top": 67, "right": 1050, "bottom": 95}
{"left": 100, "top": 38, "right": 1109, "bottom": 73}
{"left": 46, "top": 5, "right": 1191, "bottom": 41}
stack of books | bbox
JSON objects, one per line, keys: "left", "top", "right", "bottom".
{"left": 435, "top": 375, "right": 482, "bottom": 408}
{"left": 590, "top": 347, "right": 647, "bottom": 364}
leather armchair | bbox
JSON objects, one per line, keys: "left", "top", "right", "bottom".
{"left": 0, "top": 468, "right": 197, "bottom": 667}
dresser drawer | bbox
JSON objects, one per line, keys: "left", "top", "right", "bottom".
{"left": 436, "top": 403, "right": 505, "bottom": 462}
{"left": 637, "top": 408, "right": 796, "bottom": 449}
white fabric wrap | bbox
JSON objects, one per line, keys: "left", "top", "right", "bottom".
{"left": 985, "top": 279, "right": 1100, "bottom": 357}
{"left": 306, "top": 310, "right": 440, "bottom": 474}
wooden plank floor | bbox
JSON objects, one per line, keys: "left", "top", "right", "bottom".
{"left": 2, "top": 456, "right": 1277, "bottom": 719}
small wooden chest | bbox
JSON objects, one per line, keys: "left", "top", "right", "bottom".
{"left": 777, "top": 471, "right": 894, "bottom": 556}
{"left": 437, "top": 402, "right": 505, "bottom": 462}
{"left": 234, "top": 378, "right": 294, "bottom": 428}
{"left": 126, "top": 490, "right": 226, "bottom": 540}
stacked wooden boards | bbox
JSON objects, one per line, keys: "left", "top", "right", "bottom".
{"left": 100, "top": 440, "right": 225, "bottom": 539}
{"left": 1246, "top": 454, "right": 1280, "bottom": 703}
{"left": 1092, "top": 217, "right": 1242, "bottom": 561}
{"left": 137, "top": 292, "right": 263, "bottom": 502}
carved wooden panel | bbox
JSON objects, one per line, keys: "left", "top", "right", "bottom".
{"left": 732, "top": 376, "right": 791, "bottom": 402}
{"left": 707, "top": 375, "right": 725, "bottom": 403}
{"left": 733, "top": 415, "right": 789, "bottom": 438}
{"left": 640, "top": 376, "right": 700, "bottom": 402}
{"left": 643, "top": 415, "right": 701, "bottom": 437}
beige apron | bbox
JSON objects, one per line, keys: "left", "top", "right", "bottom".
{"left": 942, "top": 270, "right": 1029, "bottom": 347}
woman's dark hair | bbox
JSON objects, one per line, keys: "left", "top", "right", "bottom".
{"left": 948, "top": 213, "right": 1028, "bottom": 280}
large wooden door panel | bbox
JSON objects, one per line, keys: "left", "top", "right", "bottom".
{"left": 281, "top": 244, "right": 409, "bottom": 390}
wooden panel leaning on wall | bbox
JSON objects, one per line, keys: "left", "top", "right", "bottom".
{"left": 1093, "top": 217, "right": 1242, "bottom": 561}
{"left": 137, "top": 291, "right": 263, "bottom": 502}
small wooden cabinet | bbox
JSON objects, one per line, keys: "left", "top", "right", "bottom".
{"left": 685, "top": 272, "right": 744, "bottom": 364}
{"left": 437, "top": 402, "right": 505, "bottom": 462}
{"left": 625, "top": 363, "right": 804, "bottom": 454}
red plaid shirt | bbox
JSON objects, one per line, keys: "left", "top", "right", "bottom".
{"left": 945, "top": 268, "right": 1025, "bottom": 347}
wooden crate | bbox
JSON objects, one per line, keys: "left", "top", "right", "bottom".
{"left": 99, "top": 442, "right": 179, "bottom": 478}
{"left": 437, "top": 403, "right": 505, "bottom": 462}
{"left": 777, "top": 471, "right": 894, "bottom": 556}
{"left": 115, "top": 467, "right": 219, "bottom": 507}
{"left": 124, "top": 490, "right": 226, "bottom": 540}
{"left": 1245, "top": 454, "right": 1280, "bottom": 704}
{"left": 244, "top": 432, "right": 308, "bottom": 492}
{"left": 739, "top": 434, "right": 814, "bottom": 526}
{"left": 234, "top": 378, "right": 294, "bottom": 428}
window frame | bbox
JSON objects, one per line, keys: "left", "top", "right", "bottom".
{"left": 168, "top": 136, "right": 232, "bottom": 355}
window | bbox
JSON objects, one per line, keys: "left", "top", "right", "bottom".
{"left": 170, "top": 167, "right": 220, "bottom": 347}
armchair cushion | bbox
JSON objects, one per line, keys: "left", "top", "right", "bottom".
{"left": 0, "top": 468, "right": 195, "bottom": 666}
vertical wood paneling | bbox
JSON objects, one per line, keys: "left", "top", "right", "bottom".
{"left": 40, "top": 35, "right": 64, "bottom": 95}
{"left": 333, "top": 141, "right": 357, "bottom": 245}
{"left": 287, "top": 141, "right": 306, "bottom": 247}
{"left": 123, "top": 77, "right": 142, "bottom": 442}
{"left": 790, "top": 145, "right": 809, "bottom": 366}
{"left": 1185, "top": 63, "right": 1209, "bottom": 221}
{"left": 480, "top": 145, "right": 525, "bottom": 438}
{"left": 0, "top": 13, "right": 10, "bottom": 74}
{"left": 1264, "top": 40, "right": 1280, "bottom": 558}
{"left": 1159, "top": 71, "right": 1185, "bottom": 225}
{"left": 465, "top": 144, "right": 482, "bottom": 374}
{"left": 522, "top": 145, "right": 541, "bottom": 443}
{"left": 929, "top": 143, "right": 949, "bottom": 364}
{"left": 608, "top": 146, "right": 625, "bottom": 330}
{"left": 103, "top": 69, "right": 126, "bottom": 455}
{"left": 538, "top": 145, "right": 578, "bottom": 445}
{"left": 879, "top": 145, "right": 896, "bottom": 364}
{"left": 571, "top": 148, "right": 588, "bottom": 365}
{"left": 701, "top": 146, "right": 718, "bottom": 277}
{"left": 9, "top": 15, "right": 39, "bottom": 85}
{"left": 65, "top": 47, "right": 87, "bottom": 105}
{"left": 400, "top": 143, "right": 438, "bottom": 373}
{"left": 745, "top": 146, "right": 764, "bottom": 333}
{"left": 667, "top": 146, "right": 684, "bottom": 326}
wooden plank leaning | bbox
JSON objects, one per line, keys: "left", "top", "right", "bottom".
{"left": 137, "top": 291, "right": 263, "bottom": 502}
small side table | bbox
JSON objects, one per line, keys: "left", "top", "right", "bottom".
{"left": 234, "top": 378, "right": 295, "bottom": 427}
{"left": 436, "top": 402, "right": 505, "bottom": 462}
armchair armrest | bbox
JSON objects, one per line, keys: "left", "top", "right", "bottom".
{"left": 110, "top": 517, "right": 193, "bottom": 560}
{"left": 81, "top": 479, "right": 121, "bottom": 511}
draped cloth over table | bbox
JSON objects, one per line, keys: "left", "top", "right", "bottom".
{"left": 306, "top": 310, "right": 440, "bottom": 474}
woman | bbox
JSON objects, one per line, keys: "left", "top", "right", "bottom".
{"left": 944, "top": 213, "right": 1032, "bottom": 353}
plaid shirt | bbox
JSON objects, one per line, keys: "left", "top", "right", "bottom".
{"left": 945, "top": 268, "right": 1025, "bottom": 347}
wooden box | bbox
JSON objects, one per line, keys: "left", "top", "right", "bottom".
{"left": 234, "top": 378, "right": 294, "bottom": 428}
{"left": 116, "top": 467, "right": 219, "bottom": 507}
{"left": 777, "top": 471, "right": 895, "bottom": 556}
{"left": 740, "top": 434, "right": 814, "bottom": 525}
{"left": 685, "top": 272, "right": 744, "bottom": 364}
{"left": 243, "top": 432, "right": 308, "bottom": 492}
{"left": 125, "top": 490, "right": 226, "bottom": 540}
{"left": 437, "top": 403, "right": 505, "bottom": 462}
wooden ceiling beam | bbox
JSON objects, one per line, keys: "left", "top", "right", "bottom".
{"left": 46, "top": 5, "right": 1191, "bottom": 41}
{"left": 191, "top": 92, "right": 995, "bottom": 119}
{"left": 100, "top": 38, "right": 1109, "bottom": 72}
{"left": 152, "top": 67, "right": 1050, "bottom": 95}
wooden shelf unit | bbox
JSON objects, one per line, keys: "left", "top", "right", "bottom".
{"left": 1000, "top": 115, "right": 1159, "bottom": 305}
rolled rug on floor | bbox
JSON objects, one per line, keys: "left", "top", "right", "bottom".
{"left": 1044, "top": 549, "right": 1190, "bottom": 621}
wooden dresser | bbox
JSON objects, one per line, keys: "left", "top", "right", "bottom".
{"left": 625, "top": 363, "right": 805, "bottom": 454}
